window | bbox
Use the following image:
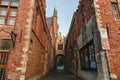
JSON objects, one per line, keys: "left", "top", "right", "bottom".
{"left": 11, "top": 0, "right": 19, "bottom": 7}
{"left": 0, "top": 39, "right": 11, "bottom": 80}
{"left": 84, "top": 49, "right": 89, "bottom": 69}
{"left": 0, "top": 17, "right": 5, "bottom": 24}
{"left": 1, "top": 0, "right": 19, "bottom": 6}
{"left": 58, "top": 44, "right": 63, "bottom": 50}
{"left": 0, "top": 8, "right": 7, "bottom": 15}
{"left": 10, "top": 9, "right": 17, "bottom": 16}
{"left": 1, "top": 0, "right": 9, "bottom": 5}
{"left": 59, "top": 40, "right": 61, "bottom": 42}
{"left": 0, "top": 39, "right": 10, "bottom": 50}
{"left": 7, "top": 18, "right": 15, "bottom": 25}
{"left": 89, "top": 45, "right": 96, "bottom": 68}
{"left": 80, "top": 41, "right": 97, "bottom": 71}
{"left": 114, "top": 14, "right": 119, "bottom": 20}
{"left": 82, "top": 11, "right": 86, "bottom": 24}
{"left": 112, "top": 4, "right": 117, "bottom": 11}
{"left": 0, "top": 0, "right": 19, "bottom": 25}
{"left": 111, "top": 3, "right": 119, "bottom": 20}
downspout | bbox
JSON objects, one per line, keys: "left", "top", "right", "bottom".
{"left": 105, "top": 50, "right": 111, "bottom": 80}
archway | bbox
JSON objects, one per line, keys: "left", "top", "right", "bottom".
{"left": 55, "top": 54, "right": 65, "bottom": 70}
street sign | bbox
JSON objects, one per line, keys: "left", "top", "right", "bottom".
{"left": 100, "top": 28, "right": 110, "bottom": 50}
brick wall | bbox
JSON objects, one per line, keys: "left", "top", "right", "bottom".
{"left": 4, "top": 0, "right": 54, "bottom": 79}
{"left": 66, "top": 0, "right": 120, "bottom": 79}
{"left": 95, "top": 0, "right": 120, "bottom": 79}
{"left": 6, "top": 0, "right": 33, "bottom": 79}
{"left": 25, "top": 31, "right": 45, "bottom": 79}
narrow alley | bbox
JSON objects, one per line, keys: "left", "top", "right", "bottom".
{"left": 0, "top": 0, "right": 120, "bottom": 80}
{"left": 44, "top": 70, "right": 75, "bottom": 80}
{"left": 43, "top": 67, "right": 83, "bottom": 80}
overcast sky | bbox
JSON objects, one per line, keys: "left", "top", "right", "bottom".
{"left": 46, "top": 0, "right": 79, "bottom": 36}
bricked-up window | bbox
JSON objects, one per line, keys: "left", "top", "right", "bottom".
{"left": 111, "top": 3, "right": 120, "bottom": 20}
{"left": 58, "top": 44, "right": 63, "bottom": 50}
{"left": 0, "top": 39, "right": 10, "bottom": 50}
{"left": 0, "top": 0, "right": 19, "bottom": 25}
{"left": 80, "top": 41, "right": 97, "bottom": 71}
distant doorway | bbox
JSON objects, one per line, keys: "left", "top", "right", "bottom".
{"left": 55, "top": 54, "right": 65, "bottom": 71}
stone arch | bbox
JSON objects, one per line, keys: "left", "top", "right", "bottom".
{"left": 55, "top": 54, "right": 65, "bottom": 69}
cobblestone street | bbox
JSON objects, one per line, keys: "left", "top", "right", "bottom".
{"left": 44, "top": 70, "right": 75, "bottom": 80}
{"left": 43, "top": 67, "right": 83, "bottom": 80}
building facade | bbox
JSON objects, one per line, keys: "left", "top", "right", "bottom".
{"left": 0, "top": 0, "right": 54, "bottom": 80}
{"left": 46, "top": 9, "right": 65, "bottom": 67}
{"left": 65, "top": 12, "right": 81, "bottom": 78}
{"left": 55, "top": 32, "right": 64, "bottom": 56}
{"left": 65, "top": 0, "right": 120, "bottom": 80}
{"left": 47, "top": 8, "right": 59, "bottom": 50}
{"left": 46, "top": 9, "right": 65, "bottom": 55}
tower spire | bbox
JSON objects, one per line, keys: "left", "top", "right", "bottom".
{"left": 53, "top": 8, "right": 57, "bottom": 17}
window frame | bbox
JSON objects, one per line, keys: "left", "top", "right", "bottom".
{"left": 111, "top": 2, "right": 120, "bottom": 20}
{"left": 0, "top": 39, "right": 11, "bottom": 80}
{"left": 58, "top": 44, "right": 63, "bottom": 50}
{"left": 0, "top": 7, "right": 7, "bottom": 16}
{"left": 0, "top": 39, "right": 11, "bottom": 51}
{"left": 0, "top": 0, "right": 19, "bottom": 25}
{"left": 80, "top": 40, "right": 97, "bottom": 71}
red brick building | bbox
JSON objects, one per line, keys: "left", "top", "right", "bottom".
{"left": 0, "top": 0, "right": 54, "bottom": 79}
{"left": 65, "top": 0, "right": 120, "bottom": 80}
{"left": 47, "top": 8, "right": 59, "bottom": 50}
{"left": 46, "top": 8, "right": 65, "bottom": 68}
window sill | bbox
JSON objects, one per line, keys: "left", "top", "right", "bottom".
{"left": 0, "top": 25, "right": 14, "bottom": 27}
{"left": 0, "top": 50, "right": 10, "bottom": 53}
{"left": 115, "top": 19, "right": 120, "bottom": 21}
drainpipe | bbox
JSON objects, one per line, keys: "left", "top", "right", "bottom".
{"left": 105, "top": 50, "right": 111, "bottom": 80}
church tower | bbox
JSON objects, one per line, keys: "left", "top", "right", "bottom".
{"left": 53, "top": 8, "right": 59, "bottom": 39}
